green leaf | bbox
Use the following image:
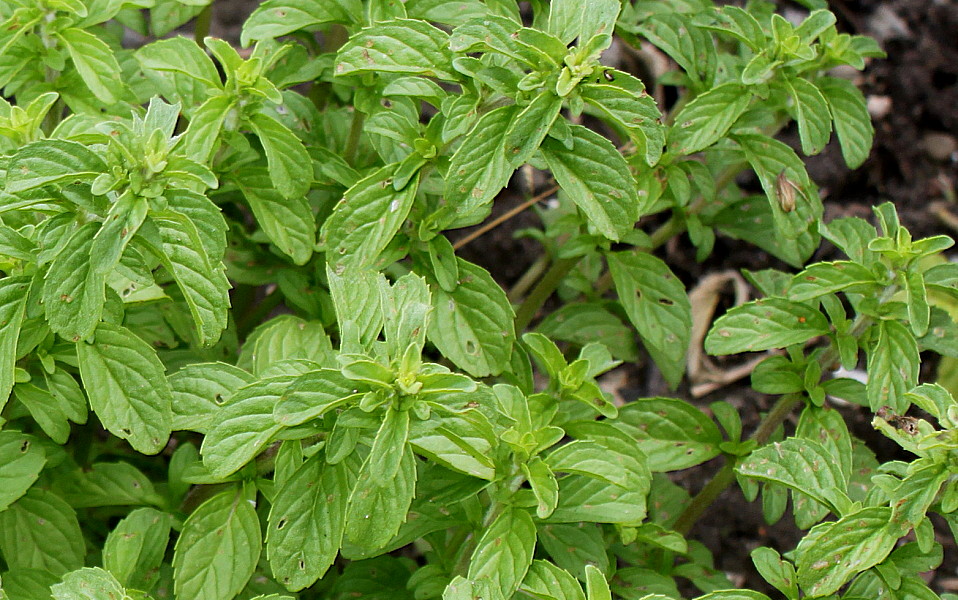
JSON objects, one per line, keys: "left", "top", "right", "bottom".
{"left": 548, "top": 474, "right": 648, "bottom": 524}
{"left": 736, "top": 437, "right": 851, "bottom": 515}
{"left": 439, "top": 105, "right": 517, "bottom": 230}
{"left": 173, "top": 488, "right": 262, "bottom": 600}
{"left": 638, "top": 13, "right": 715, "bottom": 87}
{"left": 171, "top": 362, "right": 255, "bottom": 433}
{"left": 367, "top": 408, "right": 411, "bottom": 480}
{"left": 545, "top": 440, "right": 633, "bottom": 488}
{"left": 0, "top": 432, "right": 45, "bottom": 511}
{"left": 240, "top": 315, "right": 334, "bottom": 376}
{"left": 5, "top": 139, "right": 106, "bottom": 194}
{"left": 274, "top": 368, "right": 357, "bottom": 427}
{"left": 784, "top": 76, "right": 832, "bottom": 156}
{"left": 521, "top": 560, "right": 585, "bottom": 600}
{"left": 201, "top": 375, "right": 296, "bottom": 478}
{"left": 578, "top": 70, "right": 664, "bottom": 167}
{"left": 232, "top": 167, "right": 314, "bottom": 265}
{"left": 668, "top": 82, "right": 751, "bottom": 154}
{"left": 136, "top": 36, "right": 221, "bottom": 90}
{"left": 734, "top": 133, "right": 821, "bottom": 241}
{"left": 0, "top": 276, "right": 28, "bottom": 409}
{"left": 58, "top": 27, "right": 125, "bottom": 104}
{"left": 547, "top": 0, "right": 619, "bottom": 44}
{"left": 751, "top": 547, "right": 798, "bottom": 600}
{"left": 322, "top": 165, "right": 419, "bottom": 273}
{"left": 77, "top": 322, "right": 173, "bottom": 455}
{"left": 536, "top": 302, "right": 638, "bottom": 362}
{"left": 795, "top": 507, "right": 896, "bottom": 597}
{"left": 51, "top": 567, "right": 127, "bottom": 600}
{"left": 796, "top": 405, "right": 853, "bottom": 486}
{"left": 607, "top": 252, "right": 691, "bottom": 387}
{"left": 427, "top": 258, "right": 515, "bottom": 377}
{"left": 888, "top": 459, "right": 948, "bottom": 536}
{"left": 149, "top": 210, "right": 230, "bottom": 346}
{"left": 705, "top": 298, "right": 830, "bottom": 355}
{"left": 0, "top": 225, "right": 37, "bottom": 262}
{"left": 90, "top": 193, "right": 148, "bottom": 278}
{"left": 103, "top": 508, "right": 172, "bottom": 589}
{"left": 538, "top": 523, "right": 610, "bottom": 582}
{"left": 345, "top": 443, "right": 417, "bottom": 552}
{"left": 43, "top": 223, "right": 104, "bottom": 342}
{"left": 179, "top": 95, "right": 234, "bottom": 163}
{"left": 522, "top": 457, "right": 558, "bottom": 519}
{"left": 14, "top": 383, "right": 71, "bottom": 443}
{"left": 787, "top": 260, "right": 880, "bottom": 301}
{"left": 267, "top": 453, "right": 355, "bottom": 591}
{"left": 54, "top": 462, "right": 161, "bottom": 508}
{"left": 614, "top": 398, "right": 722, "bottom": 471}
{"left": 409, "top": 412, "right": 497, "bottom": 480}
{"left": 0, "top": 488, "right": 84, "bottom": 576}
{"left": 584, "top": 565, "right": 611, "bottom": 600}
{"left": 541, "top": 125, "right": 640, "bottom": 241}
{"left": 905, "top": 270, "right": 929, "bottom": 336}
{"left": 818, "top": 76, "right": 873, "bottom": 168}
{"left": 248, "top": 112, "right": 312, "bottom": 200}
{"left": 336, "top": 18, "right": 456, "bottom": 80}
{"left": 503, "top": 91, "right": 563, "bottom": 167}
{"left": 467, "top": 508, "right": 536, "bottom": 598}
{"left": 242, "top": 0, "right": 361, "bottom": 45}
{"left": 866, "top": 319, "right": 919, "bottom": 412}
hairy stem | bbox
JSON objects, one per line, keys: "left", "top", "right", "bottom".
{"left": 344, "top": 109, "right": 365, "bottom": 166}
{"left": 513, "top": 256, "right": 580, "bottom": 332}
{"left": 194, "top": 2, "right": 214, "bottom": 44}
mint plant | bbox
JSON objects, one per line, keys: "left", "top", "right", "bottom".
{"left": 4, "top": 0, "right": 954, "bottom": 599}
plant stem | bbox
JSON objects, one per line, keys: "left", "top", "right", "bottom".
{"left": 194, "top": 2, "right": 213, "bottom": 44}
{"left": 344, "top": 109, "right": 365, "bottom": 166}
{"left": 513, "top": 256, "right": 580, "bottom": 332}
{"left": 453, "top": 186, "right": 558, "bottom": 251}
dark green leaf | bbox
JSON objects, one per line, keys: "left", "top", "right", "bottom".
{"left": 547, "top": 0, "right": 619, "bottom": 44}
{"left": 787, "top": 261, "right": 880, "bottom": 301}
{"left": 336, "top": 18, "right": 456, "bottom": 81}
{"left": 55, "top": 462, "right": 162, "bottom": 508}
{"left": 668, "top": 83, "right": 751, "bottom": 154}
{"left": 242, "top": 0, "right": 361, "bottom": 45}
{"left": 102, "top": 508, "right": 172, "bottom": 589}
{"left": 705, "top": 298, "right": 830, "bottom": 355}
{"left": 77, "top": 322, "right": 173, "bottom": 454}
{"left": 579, "top": 70, "right": 664, "bottom": 167}
{"left": 538, "top": 523, "right": 610, "bottom": 582}
{"left": 521, "top": 560, "right": 585, "bottom": 600}
{"left": 866, "top": 319, "right": 919, "bottom": 412}
{"left": 172, "top": 488, "right": 262, "bottom": 600}
{"left": 0, "top": 276, "right": 29, "bottom": 409}
{"left": 427, "top": 258, "right": 515, "bottom": 377}
{"left": 43, "top": 223, "right": 104, "bottom": 342}
{"left": 614, "top": 398, "right": 722, "bottom": 471}
{"left": 784, "top": 76, "right": 832, "bottom": 155}
{"left": 0, "top": 488, "right": 84, "bottom": 576}
{"left": 818, "top": 76, "right": 873, "bottom": 169}
{"left": 503, "top": 91, "right": 563, "bottom": 167}
{"left": 248, "top": 112, "right": 312, "bottom": 200}
{"left": 171, "top": 362, "right": 255, "bottom": 433}
{"left": 345, "top": 443, "right": 417, "bottom": 552}
{"left": 608, "top": 252, "right": 691, "bottom": 387}
{"left": 14, "top": 383, "right": 71, "bottom": 443}
{"left": 541, "top": 125, "right": 641, "bottom": 240}
{"left": 6, "top": 139, "right": 106, "bottom": 194}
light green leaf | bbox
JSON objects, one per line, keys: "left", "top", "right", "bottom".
{"left": 888, "top": 459, "right": 948, "bottom": 536}
{"left": 545, "top": 440, "right": 632, "bottom": 488}
{"left": 267, "top": 453, "right": 355, "bottom": 591}
{"left": 273, "top": 368, "right": 357, "bottom": 427}
{"left": 171, "top": 362, "right": 255, "bottom": 433}
{"left": 248, "top": 112, "right": 312, "bottom": 200}
{"left": 336, "top": 18, "right": 456, "bottom": 81}
{"left": 439, "top": 105, "right": 517, "bottom": 230}
{"left": 239, "top": 314, "right": 334, "bottom": 376}
{"left": 784, "top": 76, "right": 832, "bottom": 156}
{"left": 149, "top": 210, "right": 230, "bottom": 346}
{"left": 579, "top": 70, "right": 664, "bottom": 167}
{"left": 536, "top": 302, "right": 638, "bottom": 362}
{"left": 547, "top": 0, "right": 620, "bottom": 44}
{"left": 522, "top": 457, "right": 558, "bottom": 519}
{"left": 43, "top": 223, "right": 104, "bottom": 342}
{"left": 242, "top": 0, "right": 361, "bottom": 45}
{"left": 705, "top": 298, "right": 830, "bottom": 355}
{"left": 179, "top": 95, "right": 234, "bottom": 163}
{"left": 5, "top": 139, "right": 106, "bottom": 194}
{"left": 0, "top": 432, "right": 45, "bottom": 512}
{"left": 58, "top": 27, "right": 125, "bottom": 104}
{"left": 0, "top": 225, "right": 37, "bottom": 261}
{"left": 668, "top": 82, "right": 751, "bottom": 154}
{"left": 795, "top": 507, "right": 896, "bottom": 597}
{"left": 51, "top": 567, "right": 127, "bottom": 600}
{"left": 328, "top": 266, "right": 384, "bottom": 349}
{"left": 322, "top": 165, "right": 419, "bottom": 273}
{"left": 409, "top": 412, "right": 497, "bottom": 480}
{"left": 818, "top": 76, "right": 873, "bottom": 168}
{"left": 427, "top": 258, "right": 515, "bottom": 377}
{"left": 345, "top": 443, "right": 417, "bottom": 552}
{"left": 0, "top": 276, "right": 29, "bottom": 409}
{"left": 787, "top": 260, "right": 880, "bottom": 301}
{"left": 14, "top": 383, "right": 71, "bottom": 443}
{"left": 234, "top": 167, "right": 314, "bottom": 265}
{"left": 166, "top": 189, "right": 228, "bottom": 263}
{"left": 608, "top": 252, "right": 691, "bottom": 387}
{"left": 103, "top": 508, "right": 172, "bottom": 589}
{"left": 201, "top": 375, "right": 296, "bottom": 478}
{"left": 866, "top": 319, "right": 919, "bottom": 413}
{"left": 541, "top": 125, "right": 640, "bottom": 241}
{"left": 77, "top": 322, "right": 173, "bottom": 455}
{"left": 796, "top": 405, "right": 853, "bottom": 487}
{"left": 367, "top": 408, "right": 411, "bottom": 480}
{"left": 405, "top": 0, "right": 490, "bottom": 26}
{"left": 173, "top": 488, "right": 262, "bottom": 600}
{"left": 468, "top": 508, "right": 536, "bottom": 598}
{"left": 520, "top": 560, "right": 585, "bottom": 600}
{"left": 905, "top": 270, "right": 929, "bottom": 337}
{"left": 548, "top": 474, "right": 647, "bottom": 524}
{"left": 694, "top": 593, "right": 772, "bottom": 600}
{"left": 1, "top": 569, "right": 60, "bottom": 600}
{"left": 584, "top": 565, "right": 611, "bottom": 600}
{"left": 751, "top": 547, "right": 798, "bottom": 600}
{"left": 54, "top": 462, "right": 161, "bottom": 508}
{"left": 503, "top": 91, "right": 563, "bottom": 167}
{"left": 90, "top": 193, "right": 148, "bottom": 277}
{"left": 614, "top": 398, "right": 722, "bottom": 471}
{"left": 135, "top": 36, "right": 221, "bottom": 89}
{"left": 736, "top": 437, "right": 851, "bottom": 515}
{"left": 0, "top": 488, "right": 84, "bottom": 576}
